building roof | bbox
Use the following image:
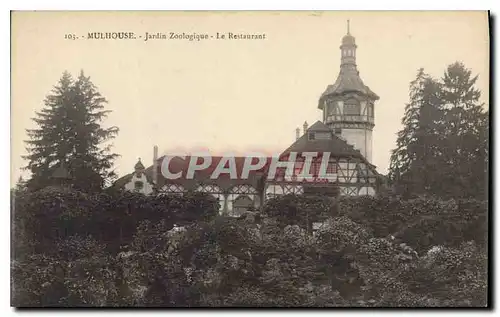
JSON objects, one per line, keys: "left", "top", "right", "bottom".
{"left": 134, "top": 159, "right": 145, "bottom": 170}
{"left": 114, "top": 134, "right": 379, "bottom": 190}
{"left": 318, "top": 29, "right": 379, "bottom": 109}
{"left": 157, "top": 156, "right": 270, "bottom": 190}
{"left": 319, "top": 66, "right": 379, "bottom": 107}
{"left": 113, "top": 166, "right": 155, "bottom": 189}
{"left": 341, "top": 34, "right": 356, "bottom": 46}
{"left": 280, "top": 120, "right": 367, "bottom": 160}
{"left": 115, "top": 156, "right": 271, "bottom": 192}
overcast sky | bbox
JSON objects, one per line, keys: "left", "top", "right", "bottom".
{"left": 11, "top": 11, "right": 489, "bottom": 186}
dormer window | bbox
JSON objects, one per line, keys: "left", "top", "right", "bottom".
{"left": 315, "top": 132, "right": 332, "bottom": 140}
{"left": 134, "top": 181, "right": 144, "bottom": 191}
{"left": 309, "top": 131, "right": 332, "bottom": 141}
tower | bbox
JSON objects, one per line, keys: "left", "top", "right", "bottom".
{"left": 318, "top": 21, "right": 379, "bottom": 163}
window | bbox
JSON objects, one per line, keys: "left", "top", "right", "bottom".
{"left": 159, "top": 184, "right": 185, "bottom": 196}
{"left": 308, "top": 132, "right": 315, "bottom": 140}
{"left": 294, "top": 161, "right": 305, "bottom": 176}
{"left": 326, "top": 162, "right": 337, "bottom": 174}
{"left": 196, "top": 184, "right": 223, "bottom": 194}
{"left": 368, "top": 103, "right": 374, "bottom": 117}
{"left": 230, "top": 185, "right": 257, "bottom": 195}
{"left": 343, "top": 99, "right": 360, "bottom": 115}
{"left": 196, "top": 185, "right": 225, "bottom": 212}
{"left": 266, "top": 184, "right": 284, "bottom": 199}
{"left": 134, "top": 181, "right": 144, "bottom": 190}
{"left": 334, "top": 128, "right": 342, "bottom": 135}
{"left": 283, "top": 185, "right": 304, "bottom": 195}
{"left": 315, "top": 132, "right": 332, "bottom": 140}
{"left": 328, "top": 101, "right": 338, "bottom": 115}
{"left": 232, "top": 195, "right": 254, "bottom": 214}
{"left": 310, "top": 160, "right": 321, "bottom": 177}
{"left": 273, "top": 167, "right": 286, "bottom": 181}
{"left": 227, "top": 186, "right": 258, "bottom": 216}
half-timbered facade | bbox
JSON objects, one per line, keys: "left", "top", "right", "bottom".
{"left": 115, "top": 24, "right": 381, "bottom": 215}
{"left": 265, "top": 120, "right": 378, "bottom": 201}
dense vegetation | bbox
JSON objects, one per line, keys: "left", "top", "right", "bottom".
{"left": 11, "top": 188, "right": 488, "bottom": 307}
{"left": 23, "top": 71, "right": 119, "bottom": 192}
{"left": 389, "top": 63, "right": 488, "bottom": 200}
{"left": 13, "top": 63, "right": 488, "bottom": 307}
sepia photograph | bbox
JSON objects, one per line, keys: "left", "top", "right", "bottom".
{"left": 10, "top": 10, "right": 490, "bottom": 308}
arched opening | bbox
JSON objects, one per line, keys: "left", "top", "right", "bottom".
{"left": 266, "top": 184, "right": 284, "bottom": 200}
{"left": 232, "top": 195, "right": 254, "bottom": 217}
{"left": 226, "top": 185, "right": 259, "bottom": 216}
{"left": 196, "top": 184, "right": 225, "bottom": 213}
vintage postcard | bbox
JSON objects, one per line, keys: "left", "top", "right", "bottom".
{"left": 10, "top": 11, "right": 489, "bottom": 307}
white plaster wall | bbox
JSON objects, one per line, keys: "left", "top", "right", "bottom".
{"left": 337, "top": 162, "right": 357, "bottom": 183}
{"left": 124, "top": 173, "right": 154, "bottom": 195}
{"left": 341, "top": 129, "right": 372, "bottom": 163}
{"left": 358, "top": 186, "right": 376, "bottom": 196}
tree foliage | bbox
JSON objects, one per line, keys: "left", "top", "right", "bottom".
{"left": 389, "top": 62, "right": 488, "bottom": 200}
{"left": 23, "top": 71, "right": 119, "bottom": 192}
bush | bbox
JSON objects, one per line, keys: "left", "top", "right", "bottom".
{"left": 11, "top": 188, "right": 488, "bottom": 307}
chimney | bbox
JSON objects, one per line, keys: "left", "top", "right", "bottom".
{"left": 295, "top": 127, "right": 300, "bottom": 140}
{"left": 303, "top": 121, "right": 308, "bottom": 135}
{"left": 153, "top": 145, "right": 158, "bottom": 185}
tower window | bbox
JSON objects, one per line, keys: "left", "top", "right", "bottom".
{"left": 343, "top": 99, "right": 360, "bottom": 115}
{"left": 368, "top": 104, "right": 374, "bottom": 117}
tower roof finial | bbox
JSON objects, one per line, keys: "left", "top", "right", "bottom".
{"left": 135, "top": 158, "right": 145, "bottom": 170}
{"left": 347, "top": 19, "right": 350, "bottom": 35}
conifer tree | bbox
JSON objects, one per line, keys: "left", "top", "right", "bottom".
{"left": 390, "top": 63, "right": 488, "bottom": 200}
{"left": 24, "top": 71, "right": 119, "bottom": 192}
{"left": 15, "top": 176, "right": 26, "bottom": 193}
{"left": 389, "top": 69, "right": 427, "bottom": 184}
{"left": 388, "top": 69, "right": 443, "bottom": 197}
{"left": 438, "top": 62, "right": 488, "bottom": 199}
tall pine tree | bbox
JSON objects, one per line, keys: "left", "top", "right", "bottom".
{"left": 24, "top": 71, "right": 119, "bottom": 192}
{"left": 389, "top": 62, "right": 488, "bottom": 200}
{"left": 439, "top": 62, "right": 488, "bottom": 199}
{"left": 389, "top": 69, "right": 444, "bottom": 197}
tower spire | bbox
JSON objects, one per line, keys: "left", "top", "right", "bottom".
{"left": 340, "top": 22, "right": 357, "bottom": 67}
